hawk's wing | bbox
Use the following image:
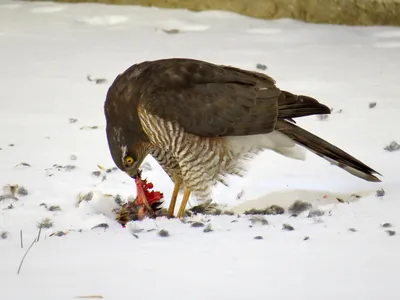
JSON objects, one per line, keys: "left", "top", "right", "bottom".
{"left": 138, "top": 59, "right": 281, "bottom": 137}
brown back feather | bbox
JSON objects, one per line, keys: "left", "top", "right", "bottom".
{"left": 138, "top": 58, "right": 329, "bottom": 137}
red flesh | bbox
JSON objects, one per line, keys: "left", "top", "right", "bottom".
{"left": 134, "top": 175, "right": 164, "bottom": 219}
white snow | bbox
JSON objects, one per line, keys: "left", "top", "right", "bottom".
{"left": 1, "top": 0, "right": 400, "bottom": 299}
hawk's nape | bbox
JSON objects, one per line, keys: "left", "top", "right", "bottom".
{"left": 104, "top": 58, "right": 381, "bottom": 218}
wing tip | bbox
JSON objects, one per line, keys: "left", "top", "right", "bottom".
{"left": 341, "top": 164, "right": 382, "bottom": 183}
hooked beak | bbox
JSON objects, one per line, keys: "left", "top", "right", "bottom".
{"left": 126, "top": 168, "right": 138, "bottom": 179}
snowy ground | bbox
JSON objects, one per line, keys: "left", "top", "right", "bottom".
{"left": 1, "top": 0, "right": 400, "bottom": 299}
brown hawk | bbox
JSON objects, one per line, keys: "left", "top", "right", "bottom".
{"left": 104, "top": 58, "right": 381, "bottom": 218}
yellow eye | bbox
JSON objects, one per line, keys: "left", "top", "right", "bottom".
{"left": 125, "top": 156, "right": 134, "bottom": 166}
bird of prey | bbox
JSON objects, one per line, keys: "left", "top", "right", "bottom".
{"left": 104, "top": 58, "right": 381, "bottom": 218}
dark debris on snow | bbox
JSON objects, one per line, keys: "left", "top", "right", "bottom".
{"left": 158, "top": 229, "right": 170, "bottom": 237}
{"left": 282, "top": 224, "right": 294, "bottom": 231}
{"left": 384, "top": 141, "right": 400, "bottom": 152}
{"left": 386, "top": 230, "right": 396, "bottom": 236}
{"left": 244, "top": 204, "right": 284, "bottom": 215}
{"left": 376, "top": 189, "right": 385, "bottom": 197}
{"left": 288, "top": 200, "right": 312, "bottom": 215}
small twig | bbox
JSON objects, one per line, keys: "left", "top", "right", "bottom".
{"left": 17, "top": 238, "right": 37, "bottom": 275}
{"left": 20, "top": 230, "right": 23, "bottom": 248}
{"left": 153, "top": 219, "right": 160, "bottom": 228}
{"left": 36, "top": 226, "right": 42, "bottom": 242}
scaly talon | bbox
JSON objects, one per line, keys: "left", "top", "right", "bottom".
{"left": 168, "top": 181, "right": 181, "bottom": 217}
{"left": 177, "top": 188, "right": 191, "bottom": 218}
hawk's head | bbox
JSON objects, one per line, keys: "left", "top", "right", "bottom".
{"left": 120, "top": 144, "right": 142, "bottom": 179}
{"left": 106, "top": 123, "right": 156, "bottom": 217}
{"left": 105, "top": 124, "right": 149, "bottom": 179}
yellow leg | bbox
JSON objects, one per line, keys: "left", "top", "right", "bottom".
{"left": 177, "top": 188, "right": 191, "bottom": 218}
{"left": 168, "top": 181, "right": 181, "bottom": 217}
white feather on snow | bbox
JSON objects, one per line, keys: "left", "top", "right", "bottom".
{"left": 1, "top": 1, "right": 400, "bottom": 299}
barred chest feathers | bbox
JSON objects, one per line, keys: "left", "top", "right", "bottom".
{"left": 138, "top": 106, "right": 307, "bottom": 202}
{"left": 138, "top": 107, "right": 248, "bottom": 201}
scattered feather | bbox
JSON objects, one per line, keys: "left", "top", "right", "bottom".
{"left": 317, "top": 114, "right": 329, "bottom": 120}
{"left": 308, "top": 209, "right": 324, "bottom": 218}
{"left": 114, "top": 194, "right": 124, "bottom": 207}
{"left": 0, "top": 194, "right": 19, "bottom": 201}
{"left": 3, "top": 184, "right": 19, "bottom": 196}
{"left": 187, "top": 200, "right": 218, "bottom": 216}
{"left": 288, "top": 200, "right": 312, "bottom": 214}
{"left": 1, "top": 231, "right": 8, "bottom": 239}
{"left": 68, "top": 118, "right": 78, "bottom": 123}
{"left": 4, "top": 203, "right": 14, "bottom": 210}
{"left": 77, "top": 192, "right": 93, "bottom": 206}
{"left": 127, "top": 223, "right": 144, "bottom": 234}
{"left": 37, "top": 218, "right": 53, "bottom": 229}
{"left": 381, "top": 223, "right": 392, "bottom": 228}
{"left": 40, "top": 203, "right": 61, "bottom": 211}
{"left": 376, "top": 189, "right": 385, "bottom": 197}
{"left": 65, "top": 164, "right": 76, "bottom": 171}
{"left": 70, "top": 154, "right": 78, "bottom": 160}
{"left": 48, "top": 205, "right": 61, "bottom": 212}
{"left": 243, "top": 208, "right": 264, "bottom": 215}
{"left": 249, "top": 215, "right": 268, "bottom": 226}
{"left": 9, "top": 143, "right": 14, "bottom": 147}
{"left": 369, "top": 102, "right": 377, "bottom": 108}
{"left": 210, "top": 208, "right": 222, "bottom": 216}
{"left": 105, "top": 167, "right": 117, "bottom": 173}
{"left": 87, "top": 74, "right": 107, "bottom": 84}
{"left": 282, "top": 224, "right": 294, "bottom": 231}
{"left": 303, "top": 236, "right": 310, "bottom": 241}
{"left": 336, "top": 197, "right": 348, "bottom": 203}
{"left": 92, "top": 171, "right": 102, "bottom": 177}
{"left": 203, "top": 223, "right": 213, "bottom": 233}
{"left": 17, "top": 186, "right": 28, "bottom": 196}
{"left": 49, "top": 231, "right": 69, "bottom": 237}
{"left": 384, "top": 141, "right": 400, "bottom": 152}
{"left": 222, "top": 210, "right": 235, "bottom": 216}
{"left": 158, "top": 229, "right": 169, "bottom": 237}
{"left": 162, "top": 28, "right": 180, "bottom": 34}
{"left": 254, "top": 236, "right": 263, "bottom": 240}
{"left": 80, "top": 126, "right": 99, "bottom": 130}
{"left": 156, "top": 208, "right": 170, "bottom": 217}
{"left": 191, "top": 222, "right": 205, "bottom": 228}
{"left": 386, "top": 230, "right": 396, "bottom": 236}
{"left": 49, "top": 164, "right": 77, "bottom": 173}
{"left": 91, "top": 223, "right": 109, "bottom": 230}
{"left": 265, "top": 205, "right": 285, "bottom": 215}
{"left": 14, "top": 162, "right": 31, "bottom": 168}
{"left": 348, "top": 228, "right": 357, "bottom": 232}
{"left": 236, "top": 190, "right": 244, "bottom": 200}
{"left": 244, "top": 205, "right": 284, "bottom": 215}
{"left": 256, "top": 63, "right": 267, "bottom": 71}
{"left": 2, "top": 185, "right": 28, "bottom": 197}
